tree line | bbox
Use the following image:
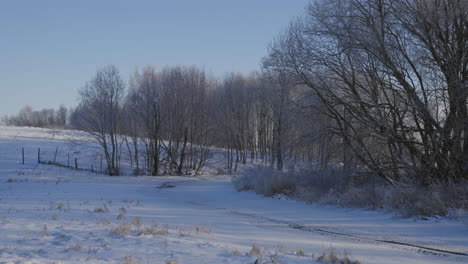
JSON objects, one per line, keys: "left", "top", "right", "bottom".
{"left": 69, "top": 65, "right": 318, "bottom": 176}
{"left": 3, "top": 105, "right": 68, "bottom": 128}
{"left": 5, "top": 0, "right": 467, "bottom": 185}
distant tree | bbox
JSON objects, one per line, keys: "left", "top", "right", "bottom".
{"left": 3, "top": 105, "right": 69, "bottom": 128}
{"left": 55, "top": 104, "right": 68, "bottom": 128}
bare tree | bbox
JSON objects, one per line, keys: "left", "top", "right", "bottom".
{"left": 266, "top": 0, "right": 467, "bottom": 183}
{"left": 126, "top": 66, "right": 161, "bottom": 175}
{"left": 72, "top": 65, "right": 125, "bottom": 176}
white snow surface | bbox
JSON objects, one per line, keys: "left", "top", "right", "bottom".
{"left": 0, "top": 126, "right": 467, "bottom": 264}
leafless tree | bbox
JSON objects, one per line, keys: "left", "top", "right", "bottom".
{"left": 266, "top": 0, "right": 467, "bottom": 184}
{"left": 72, "top": 65, "right": 125, "bottom": 176}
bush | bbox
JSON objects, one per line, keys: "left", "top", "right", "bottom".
{"left": 233, "top": 166, "right": 468, "bottom": 218}
{"left": 232, "top": 167, "right": 295, "bottom": 197}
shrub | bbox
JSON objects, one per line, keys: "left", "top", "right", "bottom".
{"left": 232, "top": 167, "right": 295, "bottom": 196}
{"left": 233, "top": 166, "right": 468, "bottom": 218}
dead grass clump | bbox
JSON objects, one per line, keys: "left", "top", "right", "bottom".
{"left": 50, "top": 201, "right": 70, "bottom": 212}
{"left": 41, "top": 224, "right": 49, "bottom": 237}
{"left": 165, "top": 259, "right": 178, "bottom": 264}
{"left": 110, "top": 221, "right": 170, "bottom": 237}
{"left": 231, "top": 249, "right": 242, "bottom": 256}
{"left": 177, "top": 225, "right": 191, "bottom": 237}
{"left": 120, "top": 255, "right": 140, "bottom": 264}
{"left": 56, "top": 202, "right": 65, "bottom": 210}
{"left": 316, "top": 248, "right": 361, "bottom": 264}
{"left": 190, "top": 224, "right": 211, "bottom": 234}
{"left": 100, "top": 218, "right": 111, "bottom": 226}
{"left": 294, "top": 249, "right": 305, "bottom": 255}
{"left": 131, "top": 217, "right": 142, "bottom": 227}
{"left": 66, "top": 241, "right": 83, "bottom": 252}
{"left": 99, "top": 238, "right": 110, "bottom": 248}
{"left": 94, "top": 204, "right": 110, "bottom": 213}
{"left": 269, "top": 252, "right": 284, "bottom": 264}
{"left": 249, "top": 244, "right": 262, "bottom": 256}
{"left": 117, "top": 207, "right": 127, "bottom": 220}
{"left": 143, "top": 223, "right": 169, "bottom": 236}
{"left": 109, "top": 223, "right": 131, "bottom": 237}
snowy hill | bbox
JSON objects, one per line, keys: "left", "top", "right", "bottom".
{"left": 0, "top": 126, "right": 467, "bottom": 263}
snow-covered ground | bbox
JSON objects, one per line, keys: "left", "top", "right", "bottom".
{"left": 0, "top": 126, "right": 467, "bottom": 264}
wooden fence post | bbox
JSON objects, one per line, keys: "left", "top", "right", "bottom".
{"left": 53, "top": 147, "right": 58, "bottom": 163}
{"left": 38, "top": 148, "right": 40, "bottom": 164}
{"left": 75, "top": 158, "right": 78, "bottom": 170}
{"left": 67, "top": 153, "right": 70, "bottom": 167}
{"left": 22, "top": 148, "right": 24, "bottom": 164}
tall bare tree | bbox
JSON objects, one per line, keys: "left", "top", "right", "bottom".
{"left": 267, "top": 0, "right": 467, "bottom": 183}
{"left": 72, "top": 65, "right": 125, "bottom": 176}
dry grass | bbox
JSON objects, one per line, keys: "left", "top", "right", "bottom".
{"left": 99, "top": 238, "right": 110, "bottom": 248}
{"left": 294, "top": 249, "right": 305, "bottom": 256}
{"left": 94, "top": 204, "right": 110, "bottom": 213}
{"left": 131, "top": 217, "right": 142, "bottom": 227}
{"left": 120, "top": 255, "right": 140, "bottom": 264}
{"left": 269, "top": 252, "right": 284, "bottom": 264}
{"left": 190, "top": 224, "right": 211, "bottom": 234}
{"left": 176, "top": 223, "right": 210, "bottom": 236}
{"left": 117, "top": 207, "right": 127, "bottom": 220}
{"left": 65, "top": 241, "right": 83, "bottom": 252}
{"left": 316, "top": 248, "right": 361, "bottom": 264}
{"left": 143, "top": 223, "right": 169, "bottom": 236}
{"left": 249, "top": 244, "right": 262, "bottom": 256}
{"left": 50, "top": 201, "right": 71, "bottom": 212}
{"left": 110, "top": 221, "right": 169, "bottom": 237}
{"left": 109, "top": 223, "right": 132, "bottom": 237}
{"left": 100, "top": 218, "right": 111, "bottom": 225}
{"left": 41, "top": 224, "right": 49, "bottom": 237}
{"left": 165, "top": 259, "right": 179, "bottom": 264}
{"left": 230, "top": 249, "right": 242, "bottom": 256}
{"left": 177, "top": 225, "right": 190, "bottom": 237}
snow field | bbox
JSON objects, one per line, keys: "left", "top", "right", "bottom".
{"left": 0, "top": 126, "right": 467, "bottom": 263}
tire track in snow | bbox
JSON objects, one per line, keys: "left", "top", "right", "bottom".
{"left": 187, "top": 201, "right": 468, "bottom": 259}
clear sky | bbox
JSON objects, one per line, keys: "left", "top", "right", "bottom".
{"left": 0, "top": 0, "right": 309, "bottom": 116}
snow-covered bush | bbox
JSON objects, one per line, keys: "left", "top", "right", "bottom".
{"left": 233, "top": 166, "right": 468, "bottom": 218}
{"left": 232, "top": 167, "right": 295, "bottom": 197}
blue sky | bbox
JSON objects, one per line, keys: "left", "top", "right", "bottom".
{"left": 0, "top": 0, "right": 308, "bottom": 116}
